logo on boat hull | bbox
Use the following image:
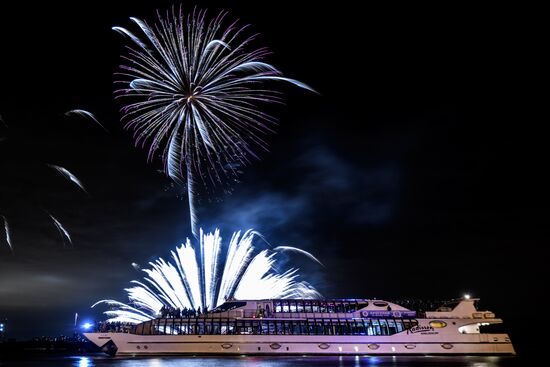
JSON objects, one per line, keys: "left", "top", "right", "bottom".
{"left": 407, "top": 325, "right": 437, "bottom": 334}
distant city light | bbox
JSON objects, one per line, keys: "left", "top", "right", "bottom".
{"left": 464, "top": 294, "right": 471, "bottom": 299}
{"left": 81, "top": 322, "right": 93, "bottom": 330}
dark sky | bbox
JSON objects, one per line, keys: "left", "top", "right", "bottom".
{"left": 0, "top": 0, "right": 543, "bottom": 353}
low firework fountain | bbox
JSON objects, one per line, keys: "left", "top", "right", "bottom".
{"left": 94, "top": 229, "right": 320, "bottom": 324}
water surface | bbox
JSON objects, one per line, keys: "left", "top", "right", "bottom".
{"left": 0, "top": 355, "right": 522, "bottom": 367}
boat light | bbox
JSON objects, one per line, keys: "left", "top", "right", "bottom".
{"left": 81, "top": 322, "right": 93, "bottom": 330}
{"left": 464, "top": 294, "right": 470, "bottom": 300}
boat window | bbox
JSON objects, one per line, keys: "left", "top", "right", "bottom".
{"left": 380, "top": 319, "right": 389, "bottom": 335}
{"left": 342, "top": 301, "right": 349, "bottom": 312}
{"left": 282, "top": 301, "right": 290, "bottom": 313}
{"left": 310, "top": 301, "right": 319, "bottom": 313}
{"left": 371, "top": 319, "right": 381, "bottom": 335}
{"left": 387, "top": 319, "right": 397, "bottom": 334}
{"left": 395, "top": 319, "right": 404, "bottom": 333}
{"left": 285, "top": 321, "right": 293, "bottom": 335}
{"left": 358, "top": 319, "right": 367, "bottom": 335}
{"left": 357, "top": 302, "right": 369, "bottom": 309}
{"left": 373, "top": 301, "right": 388, "bottom": 307}
{"left": 131, "top": 315, "right": 422, "bottom": 336}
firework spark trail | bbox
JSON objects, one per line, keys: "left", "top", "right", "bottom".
{"left": 215, "top": 230, "right": 255, "bottom": 306}
{"left": 91, "top": 299, "right": 153, "bottom": 324}
{"left": 94, "top": 228, "right": 320, "bottom": 323}
{"left": 48, "top": 164, "right": 88, "bottom": 194}
{"left": 113, "top": 7, "right": 315, "bottom": 238}
{"left": 47, "top": 213, "right": 72, "bottom": 247}
{"left": 200, "top": 228, "right": 222, "bottom": 310}
{"left": 65, "top": 109, "right": 108, "bottom": 132}
{"left": 1, "top": 215, "right": 13, "bottom": 254}
{"left": 274, "top": 246, "right": 325, "bottom": 267}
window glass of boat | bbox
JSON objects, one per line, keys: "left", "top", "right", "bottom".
{"left": 284, "top": 321, "right": 293, "bottom": 334}
{"left": 354, "top": 319, "right": 366, "bottom": 335}
{"left": 387, "top": 319, "right": 398, "bottom": 334}
{"left": 281, "top": 301, "right": 289, "bottom": 312}
{"left": 370, "top": 319, "right": 380, "bottom": 335}
{"left": 395, "top": 319, "right": 404, "bottom": 333}
{"left": 380, "top": 319, "right": 390, "bottom": 335}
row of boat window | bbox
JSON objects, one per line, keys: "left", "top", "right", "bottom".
{"left": 272, "top": 300, "right": 372, "bottom": 313}
{"left": 133, "top": 318, "right": 419, "bottom": 336}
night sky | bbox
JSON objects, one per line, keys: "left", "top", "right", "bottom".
{"left": 0, "top": 1, "right": 543, "bottom": 355}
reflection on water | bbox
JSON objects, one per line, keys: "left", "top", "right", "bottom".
{"left": 78, "top": 357, "right": 92, "bottom": 367}
{"left": 57, "top": 355, "right": 520, "bottom": 367}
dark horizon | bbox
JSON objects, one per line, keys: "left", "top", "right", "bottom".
{"left": 0, "top": 0, "right": 542, "bottom": 356}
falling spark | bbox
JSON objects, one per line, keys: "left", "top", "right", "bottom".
{"left": 47, "top": 213, "right": 72, "bottom": 247}
{"left": 113, "top": 6, "right": 315, "bottom": 238}
{"left": 65, "top": 109, "right": 108, "bottom": 132}
{"left": 48, "top": 164, "right": 88, "bottom": 194}
{"left": 274, "top": 246, "right": 325, "bottom": 267}
{"left": 131, "top": 262, "right": 141, "bottom": 271}
{"left": 94, "top": 228, "right": 320, "bottom": 323}
{"left": 2, "top": 215, "right": 13, "bottom": 254}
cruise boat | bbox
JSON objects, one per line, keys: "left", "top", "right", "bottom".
{"left": 84, "top": 296, "right": 515, "bottom": 356}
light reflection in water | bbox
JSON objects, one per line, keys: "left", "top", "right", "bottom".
{"left": 62, "top": 356, "right": 515, "bottom": 367}
{"left": 77, "top": 356, "right": 92, "bottom": 367}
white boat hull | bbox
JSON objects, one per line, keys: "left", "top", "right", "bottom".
{"left": 84, "top": 332, "right": 515, "bottom": 356}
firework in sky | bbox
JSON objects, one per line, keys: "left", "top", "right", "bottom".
{"left": 93, "top": 228, "right": 320, "bottom": 323}
{"left": 1, "top": 215, "right": 13, "bottom": 254}
{"left": 113, "top": 6, "right": 315, "bottom": 237}
{"left": 48, "top": 164, "right": 88, "bottom": 194}
{"left": 0, "top": 116, "right": 82, "bottom": 253}
{"left": 65, "top": 109, "right": 108, "bottom": 132}
{"left": 46, "top": 212, "right": 73, "bottom": 248}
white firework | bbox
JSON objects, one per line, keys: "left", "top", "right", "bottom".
{"left": 113, "top": 6, "right": 315, "bottom": 237}
{"left": 93, "top": 228, "right": 320, "bottom": 323}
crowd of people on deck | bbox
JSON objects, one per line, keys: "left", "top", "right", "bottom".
{"left": 96, "top": 321, "right": 133, "bottom": 333}
{"left": 158, "top": 305, "right": 208, "bottom": 318}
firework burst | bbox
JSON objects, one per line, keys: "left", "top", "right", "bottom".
{"left": 113, "top": 6, "right": 315, "bottom": 237}
{"left": 93, "top": 228, "right": 320, "bottom": 323}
